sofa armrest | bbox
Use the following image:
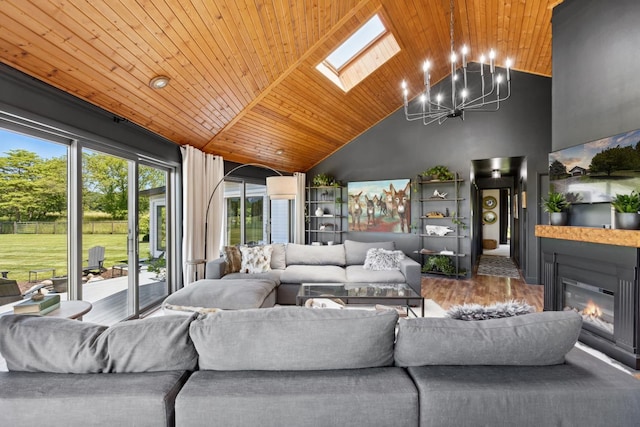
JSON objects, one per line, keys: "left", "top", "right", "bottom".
{"left": 399, "top": 257, "right": 421, "bottom": 295}
{"left": 205, "top": 258, "right": 226, "bottom": 279}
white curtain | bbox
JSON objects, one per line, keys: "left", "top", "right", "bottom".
{"left": 181, "top": 146, "right": 224, "bottom": 285}
{"left": 293, "top": 172, "right": 306, "bottom": 244}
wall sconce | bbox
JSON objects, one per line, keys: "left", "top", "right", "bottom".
{"left": 491, "top": 169, "right": 501, "bottom": 179}
{"left": 149, "top": 75, "right": 170, "bottom": 89}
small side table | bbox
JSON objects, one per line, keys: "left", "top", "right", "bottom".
{"left": 186, "top": 259, "right": 206, "bottom": 283}
{"left": 46, "top": 300, "right": 93, "bottom": 319}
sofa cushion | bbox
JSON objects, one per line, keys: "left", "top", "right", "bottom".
{"left": 164, "top": 279, "right": 277, "bottom": 310}
{"left": 0, "top": 314, "right": 200, "bottom": 373}
{"left": 280, "top": 265, "right": 347, "bottom": 283}
{"left": 0, "top": 370, "right": 190, "bottom": 427}
{"left": 344, "top": 240, "right": 396, "bottom": 265}
{"left": 406, "top": 347, "right": 640, "bottom": 426}
{"left": 222, "top": 270, "right": 282, "bottom": 284}
{"left": 240, "top": 245, "right": 273, "bottom": 273}
{"left": 0, "top": 315, "right": 106, "bottom": 373}
{"left": 189, "top": 307, "right": 398, "bottom": 370}
{"left": 285, "top": 243, "right": 345, "bottom": 266}
{"left": 270, "top": 243, "right": 286, "bottom": 269}
{"left": 345, "top": 265, "right": 406, "bottom": 283}
{"left": 98, "top": 314, "right": 198, "bottom": 373}
{"left": 176, "top": 368, "right": 418, "bottom": 427}
{"left": 394, "top": 311, "right": 582, "bottom": 366}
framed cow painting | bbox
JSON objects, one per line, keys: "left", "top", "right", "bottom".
{"left": 347, "top": 179, "right": 411, "bottom": 233}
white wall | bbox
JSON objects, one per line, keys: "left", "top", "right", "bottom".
{"left": 482, "top": 189, "right": 500, "bottom": 243}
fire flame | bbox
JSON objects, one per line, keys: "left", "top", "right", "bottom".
{"left": 582, "top": 300, "right": 602, "bottom": 319}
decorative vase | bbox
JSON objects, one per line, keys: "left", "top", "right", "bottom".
{"left": 550, "top": 212, "right": 568, "bottom": 226}
{"left": 315, "top": 207, "right": 324, "bottom": 217}
{"left": 615, "top": 212, "right": 640, "bottom": 230}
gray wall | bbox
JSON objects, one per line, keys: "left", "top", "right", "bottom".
{"left": 309, "top": 70, "right": 551, "bottom": 284}
{"left": 552, "top": 0, "right": 640, "bottom": 228}
{"left": 552, "top": 0, "right": 640, "bottom": 152}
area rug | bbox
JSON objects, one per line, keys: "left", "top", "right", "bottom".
{"left": 477, "top": 255, "right": 521, "bottom": 279}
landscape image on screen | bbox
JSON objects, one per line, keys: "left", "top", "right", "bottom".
{"left": 549, "top": 128, "right": 640, "bottom": 204}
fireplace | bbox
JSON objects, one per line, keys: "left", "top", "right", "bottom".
{"left": 563, "top": 279, "right": 614, "bottom": 337}
{"left": 540, "top": 237, "right": 640, "bottom": 369}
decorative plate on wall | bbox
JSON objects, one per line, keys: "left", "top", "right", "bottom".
{"left": 483, "top": 210, "right": 497, "bottom": 224}
{"left": 483, "top": 196, "right": 497, "bottom": 210}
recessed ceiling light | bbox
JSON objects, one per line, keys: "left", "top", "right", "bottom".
{"left": 275, "top": 149, "right": 284, "bottom": 155}
{"left": 149, "top": 75, "right": 170, "bottom": 89}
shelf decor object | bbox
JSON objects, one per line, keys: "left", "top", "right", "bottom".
{"left": 483, "top": 211, "right": 497, "bottom": 224}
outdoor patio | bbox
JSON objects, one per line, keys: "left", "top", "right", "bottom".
{"left": 0, "top": 269, "right": 167, "bottom": 325}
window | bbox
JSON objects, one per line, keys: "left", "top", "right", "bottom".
{"left": 223, "top": 180, "right": 268, "bottom": 246}
{"left": 317, "top": 13, "right": 400, "bottom": 92}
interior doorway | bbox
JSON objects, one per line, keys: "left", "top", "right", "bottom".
{"left": 481, "top": 188, "right": 510, "bottom": 257}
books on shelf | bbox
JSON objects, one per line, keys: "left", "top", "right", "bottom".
{"left": 13, "top": 294, "right": 60, "bottom": 315}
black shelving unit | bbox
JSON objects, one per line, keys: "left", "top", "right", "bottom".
{"left": 305, "top": 185, "right": 345, "bottom": 245}
{"left": 415, "top": 173, "right": 467, "bottom": 278}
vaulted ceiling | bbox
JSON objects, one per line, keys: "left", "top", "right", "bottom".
{"left": 0, "top": 0, "right": 560, "bottom": 172}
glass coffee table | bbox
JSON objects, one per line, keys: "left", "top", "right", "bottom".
{"left": 297, "top": 283, "right": 423, "bottom": 317}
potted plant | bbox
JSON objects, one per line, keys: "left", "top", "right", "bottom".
{"left": 542, "top": 191, "right": 570, "bottom": 226}
{"left": 611, "top": 191, "right": 640, "bottom": 229}
{"left": 312, "top": 173, "right": 334, "bottom": 187}
{"left": 422, "top": 165, "right": 455, "bottom": 182}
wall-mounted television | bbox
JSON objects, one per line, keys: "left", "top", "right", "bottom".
{"left": 549, "top": 128, "right": 640, "bottom": 204}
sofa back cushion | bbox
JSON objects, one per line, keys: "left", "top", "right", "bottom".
{"left": 0, "top": 314, "right": 198, "bottom": 373}
{"left": 285, "top": 243, "right": 346, "bottom": 266}
{"left": 0, "top": 315, "right": 107, "bottom": 373}
{"left": 394, "top": 311, "right": 582, "bottom": 366}
{"left": 98, "top": 315, "right": 198, "bottom": 373}
{"left": 190, "top": 307, "right": 398, "bottom": 370}
{"left": 344, "top": 240, "right": 396, "bottom": 265}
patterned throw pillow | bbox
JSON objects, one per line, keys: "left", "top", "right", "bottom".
{"left": 363, "top": 248, "right": 405, "bottom": 271}
{"left": 222, "top": 246, "right": 242, "bottom": 275}
{"left": 239, "top": 245, "right": 274, "bottom": 274}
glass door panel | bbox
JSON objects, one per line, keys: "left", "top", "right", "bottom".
{"left": 224, "top": 181, "right": 242, "bottom": 246}
{"left": 138, "top": 164, "right": 168, "bottom": 312}
{"left": 0, "top": 129, "right": 68, "bottom": 314}
{"left": 81, "top": 148, "right": 133, "bottom": 324}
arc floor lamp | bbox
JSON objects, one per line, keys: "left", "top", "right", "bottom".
{"left": 203, "top": 163, "right": 297, "bottom": 258}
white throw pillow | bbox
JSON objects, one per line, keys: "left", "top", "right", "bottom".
{"left": 363, "top": 248, "right": 405, "bottom": 271}
{"left": 239, "top": 245, "right": 273, "bottom": 273}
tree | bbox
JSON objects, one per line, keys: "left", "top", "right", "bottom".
{"left": 549, "top": 159, "right": 568, "bottom": 180}
{"left": 589, "top": 145, "right": 639, "bottom": 176}
{"left": 0, "top": 150, "right": 66, "bottom": 221}
{"left": 83, "top": 153, "right": 165, "bottom": 219}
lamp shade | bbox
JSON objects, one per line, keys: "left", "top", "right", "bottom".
{"left": 266, "top": 175, "right": 297, "bottom": 200}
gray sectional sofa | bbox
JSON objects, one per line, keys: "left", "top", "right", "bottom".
{"left": 1, "top": 308, "right": 640, "bottom": 427}
{"left": 204, "top": 240, "right": 421, "bottom": 305}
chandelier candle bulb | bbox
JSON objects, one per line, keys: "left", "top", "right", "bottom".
{"left": 490, "top": 49, "right": 496, "bottom": 73}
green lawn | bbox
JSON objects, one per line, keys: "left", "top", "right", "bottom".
{"left": 0, "top": 234, "right": 149, "bottom": 283}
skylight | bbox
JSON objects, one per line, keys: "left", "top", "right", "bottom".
{"left": 325, "top": 15, "right": 386, "bottom": 71}
{"left": 317, "top": 13, "right": 400, "bottom": 92}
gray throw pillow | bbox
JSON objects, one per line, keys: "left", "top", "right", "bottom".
{"left": 0, "top": 315, "right": 107, "bottom": 373}
{"left": 270, "top": 243, "right": 286, "bottom": 270}
{"left": 190, "top": 307, "right": 398, "bottom": 371}
{"left": 394, "top": 311, "right": 583, "bottom": 366}
{"left": 344, "top": 240, "right": 396, "bottom": 265}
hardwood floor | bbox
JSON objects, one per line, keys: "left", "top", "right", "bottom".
{"left": 421, "top": 260, "right": 544, "bottom": 312}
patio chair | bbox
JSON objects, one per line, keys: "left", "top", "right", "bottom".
{"left": 0, "top": 278, "right": 22, "bottom": 305}
{"left": 83, "top": 246, "right": 106, "bottom": 275}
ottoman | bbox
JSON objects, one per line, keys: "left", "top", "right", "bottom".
{"left": 162, "top": 279, "right": 277, "bottom": 314}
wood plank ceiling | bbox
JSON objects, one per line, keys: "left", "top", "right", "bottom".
{"left": 0, "top": 0, "right": 560, "bottom": 172}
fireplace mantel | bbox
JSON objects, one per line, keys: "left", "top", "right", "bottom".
{"left": 535, "top": 225, "right": 640, "bottom": 247}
